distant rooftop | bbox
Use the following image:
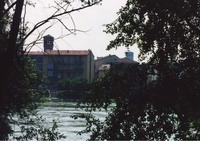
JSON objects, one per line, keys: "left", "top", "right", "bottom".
{"left": 95, "top": 54, "right": 138, "bottom": 64}
{"left": 95, "top": 54, "right": 119, "bottom": 61}
{"left": 43, "top": 34, "right": 54, "bottom": 38}
{"left": 120, "top": 57, "right": 138, "bottom": 63}
{"left": 28, "top": 50, "right": 91, "bottom": 56}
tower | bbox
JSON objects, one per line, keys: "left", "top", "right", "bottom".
{"left": 43, "top": 34, "right": 54, "bottom": 51}
{"left": 125, "top": 51, "right": 134, "bottom": 60}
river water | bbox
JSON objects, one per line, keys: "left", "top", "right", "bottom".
{"left": 12, "top": 102, "right": 108, "bottom": 141}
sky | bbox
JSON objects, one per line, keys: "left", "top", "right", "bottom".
{"left": 26, "top": 0, "right": 139, "bottom": 61}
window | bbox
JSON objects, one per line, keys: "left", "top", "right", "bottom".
{"left": 47, "top": 70, "right": 53, "bottom": 77}
{"left": 48, "top": 63, "right": 53, "bottom": 69}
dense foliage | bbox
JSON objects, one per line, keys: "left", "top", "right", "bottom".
{"left": 57, "top": 78, "right": 91, "bottom": 101}
{"left": 76, "top": 0, "right": 200, "bottom": 140}
{"left": 106, "top": 0, "right": 199, "bottom": 65}
{"left": 0, "top": 5, "right": 43, "bottom": 139}
{"left": 77, "top": 63, "right": 200, "bottom": 140}
{"left": 0, "top": 0, "right": 101, "bottom": 140}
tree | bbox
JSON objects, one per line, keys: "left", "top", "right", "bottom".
{"left": 106, "top": 0, "right": 199, "bottom": 68}
{"left": 57, "top": 77, "right": 91, "bottom": 101}
{"left": 76, "top": 0, "right": 200, "bottom": 140}
{"left": 105, "top": 0, "right": 200, "bottom": 131}
{"left": 0, "top": 0, "right": 101, "bottom": 139}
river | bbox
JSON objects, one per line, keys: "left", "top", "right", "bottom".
{"left": 12, "top": 102, "right": 108, "bottom": 141}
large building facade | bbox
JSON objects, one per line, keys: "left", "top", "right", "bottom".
{"left": 29, "top": 35, "right": 94, "bottom": 91}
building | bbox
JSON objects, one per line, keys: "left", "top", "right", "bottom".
{"left": 125, "top": 51, "right": 134, "bottom": 61}
{"left": 98, "top": 64, "right": 111, "bottom": 77}
{"left": 94, "top": 52, "right": 138, "bottom": 77}
{"left": 94, "top": 55, "right": 121, "bottom": 77}
{"left": 28, "top": 35, "right": 94, "bottom": 91}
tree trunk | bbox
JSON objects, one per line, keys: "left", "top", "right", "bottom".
{"left": 7, "top": 0, "right": 24, "bottom": 62}
{"left": 0, "top": 0, "right": 5, "bottom": 19}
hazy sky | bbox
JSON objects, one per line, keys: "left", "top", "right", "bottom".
{"left": 26, "top": 0, "right": 139, "bottom": 61}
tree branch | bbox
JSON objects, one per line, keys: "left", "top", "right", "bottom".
{"left": 185, "top": 18, "right": 200, "bottom": 35}
{"left": 2, "top": 1, "right": 17, "bottom": 18}
{"left": 20, "top": 0, "right": 101, "bottom": 46}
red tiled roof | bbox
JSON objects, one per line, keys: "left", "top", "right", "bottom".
{"left": 28, "top": 50, "right": 90, "bottom": 56}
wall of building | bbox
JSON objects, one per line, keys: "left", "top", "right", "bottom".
{"left": 86, "top": 50, "right": 94, "bottom": 81}
{"left": 94, "top": 55, "right": 120, "bottom": 73}
{"left": 29, "top": 50, "right": 94, "bottom": 91}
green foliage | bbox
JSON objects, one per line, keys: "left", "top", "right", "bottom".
{"left": 1, "top": 2, "right": 57, "bottom": 139}
{"left": 13, "top": 115, "right": 65, "bottom": 141}
{"left": 105, "top": 0, "right": 199, "bottom": 68}
{"left": 71, "top": 113, "right": 103, "bottom": 140}
{"left": 0, "top": 27, "right": 64, "bottom": 140}
{"left": 81, "top": 0, "right": 102, "bottom": 5}
{"left": 57, "top": 77, "right": 91, "bottom": 101}
{"left": 75, "top": 0, "right": 200, "bottom": 140}
{"left": 77, "top": 63, "right": 200, "bottom": 140}
{"left": 1, "top": 0, "right": 101, "bottom": 140}
{"left": 85, "top": 63, "right": 148, "bottom": 110}
{"left": 0, "top": 56, "right": 45, "bottom": 138}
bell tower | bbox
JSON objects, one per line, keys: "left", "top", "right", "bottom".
{"left": 43, "top": 34, "right": 54, "bottom": 51}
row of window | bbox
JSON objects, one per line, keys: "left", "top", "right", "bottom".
{"left": 48, "top": 63, "right": 84, "bottom": 70}
{"left": 47, "top": 56, "right": 85, "bottom": 63}
{"left": 47, "top": 70, "right": 83, "bottom": 78}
